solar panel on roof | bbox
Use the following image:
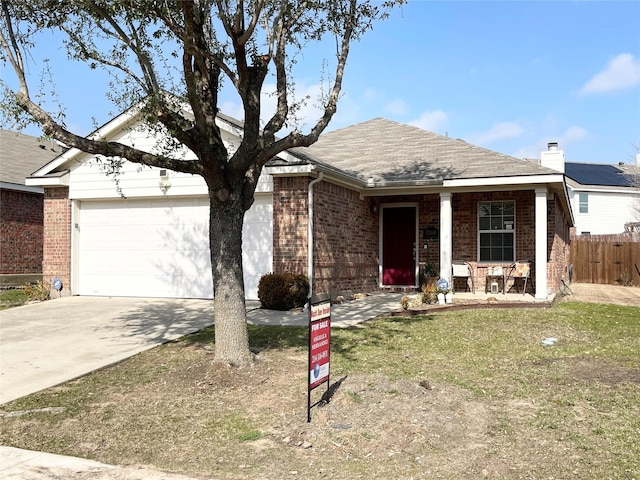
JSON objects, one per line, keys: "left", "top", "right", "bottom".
{"left": 565, "top": 163, "right": 633, "bottom": 187}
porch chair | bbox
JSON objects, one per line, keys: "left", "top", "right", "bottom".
{"left": 506, "top": 260, "right": 532, "bottom": 295}
{"left": 452, "top": 261, "right": 475, "bottom": 293}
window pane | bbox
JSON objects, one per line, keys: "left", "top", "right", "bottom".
{"left": 479, "top": 217, "right": 490, "bottom": 230}
{"left": 490, "top": 233, "right": 503, "bottom": 245}
{"left": 503, "top": 203, "right": 514, "bottom": 215}
{"left": 504, "top": 234, "right": 514, "bottom": 247}
{"left": 504, "top": 249, "right": 514, "bottom": 262}
{"left": 491, "top": 218, "right": 502, "bottom": 230}
{"left": 480, "top": 248, "right": 491, "bottom": 262}
{"left": 491, "top": 203, "right": 503, "bottom": 216}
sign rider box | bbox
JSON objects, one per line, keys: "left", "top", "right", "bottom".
{"left": 307, "top": 296, "right": 331, "bottom": 421}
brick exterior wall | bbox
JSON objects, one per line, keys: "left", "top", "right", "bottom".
{"left": 273, "top": 177, "right": 379, "bottom": 296}
{"left": 273, "top": 177, "right": 309, "bottom": 276}
{"left": 548, "top": 195, "right": 571, "bottom": 291}
{"left": 43, "top": 187, "right": 72, "bottom": 295}
{"left": 273, "top": 181, "right": 571, "bottom": 297}
{"left": 0, "top": 188, "right": 44, "bottom": 274}
{"left": 312, "top": 182, "right": 378, "bottom": 294}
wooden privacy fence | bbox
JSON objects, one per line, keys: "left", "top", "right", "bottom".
{"left": 570, "top": 233, "right": 640, "bottom": 285}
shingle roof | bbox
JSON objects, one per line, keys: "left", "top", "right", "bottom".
{"left": 291, "top": 118, "right": 558, "bottom": 183}
{"left": 565, "top": 162, "right": 637, "bottom": 187}
{"left": 0, "top": 130, "right": 65, "bottom": 185}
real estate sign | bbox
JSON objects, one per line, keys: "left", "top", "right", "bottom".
{"left": 307, "top": 295, "right": 331, "bottom": 421}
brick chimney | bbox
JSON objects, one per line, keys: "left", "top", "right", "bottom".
{"left": 540, "top": 142, "right": 565, "bottom": 173}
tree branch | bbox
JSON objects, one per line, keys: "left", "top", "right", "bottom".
{"left": 16, "top": 90, "right": 202, "bottom": 175}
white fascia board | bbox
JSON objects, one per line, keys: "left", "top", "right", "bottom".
{"left": 0, "top": 181, "right": 44, "bottom": 194}
{"left": 567, "top": 184, "right": 636, "bottom": 195}
{"left": 264, "top": 164, "right": 315, "bottom": 176}
{"left": 444, "top": 174, "right": 564, "bottom": 188}
{"left": 31, "top": 105, "right": 143, "bottom": 177}
{"left": 562, "top": 183, "right": 576, "bottom": 227}
{"left": 25, "top": 172, "right": 70, "bottom": 187}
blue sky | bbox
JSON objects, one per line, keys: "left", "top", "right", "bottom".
{"left": 11, "top": 1, "right": 640, "bottom": 165}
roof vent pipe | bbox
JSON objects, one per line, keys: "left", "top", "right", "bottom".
{"left": 547, "top": 142, "right": 558, "bottom": 151}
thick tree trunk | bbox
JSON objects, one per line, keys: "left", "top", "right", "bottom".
{"left": 208, "top": 192, "right": 253, "bottom": 367}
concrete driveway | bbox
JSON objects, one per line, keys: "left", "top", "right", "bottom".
{"left": 0, "top": 297, "right": 216, "bottom": 405}
{"left": 0, "top": 293, "right": 403, "bottom": 405}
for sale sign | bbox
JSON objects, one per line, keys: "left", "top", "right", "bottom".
{"left": 309, "top": 301, "right": 331, "bottom": 388}
{"left": 307, "top": 295, "right": 331, "bottom": 421}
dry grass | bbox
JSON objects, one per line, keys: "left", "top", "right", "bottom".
{"left": 1, "top": 301, "right": 639, "bottom": 479}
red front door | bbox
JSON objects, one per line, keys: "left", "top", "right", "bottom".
{"left": 382, "top": 206, "right": 416, "bottom": 286}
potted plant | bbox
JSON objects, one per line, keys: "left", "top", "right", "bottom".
{"left": 419, "top": 261, "right": 438, "bottom": 289}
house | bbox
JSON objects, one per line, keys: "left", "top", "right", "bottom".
{"left": 539, "top": 144, "right": 640, "bottom": 236}
{"left": 0, "top": 130, "right": 64, "bottom": 287}
{"left": 270, "top": 119, "right": 573, "bottom": 300}
{"left": 26, "top": 111, "right": 574, "bottom": 301}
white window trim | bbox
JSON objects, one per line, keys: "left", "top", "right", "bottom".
{"left": 477, "top": 200, "right": 516, "bottom": 263}
{"left": 578, "top": 192, "right": 589, "bottom": 214}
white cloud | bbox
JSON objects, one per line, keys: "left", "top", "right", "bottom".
{"left": 467, "top": 122, "right": 525, "bottom": 145}
{"left": 383, "top": 99, "right": 410, "bottom": 116}
{"left": 408, "top": 110, "right": 449, "bottom": 132}
{"left": 580, "top": 53, "right": 640, "bottom": 95}
{"left": 558, "top": 125, "right": 588, "bottom": 145}
{"left": 513, "top": 126, "right": 588, "bottom": 159}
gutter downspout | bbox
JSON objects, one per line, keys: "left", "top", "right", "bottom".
{"left": 307, "top": 171, "right": 324, "bottom": 299}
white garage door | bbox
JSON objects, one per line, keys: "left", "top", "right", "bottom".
{"left": 76, "top": 196, "right": 272, "bottom": 299}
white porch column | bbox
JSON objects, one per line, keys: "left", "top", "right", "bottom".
{"left": 439, "top": 192, "right": 453, "bottom": 282}
{"left": 535, "top": 188, "right": 548, "bottom": 300}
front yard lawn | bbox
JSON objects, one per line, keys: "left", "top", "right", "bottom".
{"left": 1, "top": 301, "right": 638, "bottom": 479}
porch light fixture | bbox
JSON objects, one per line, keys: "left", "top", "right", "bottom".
{"left": 159, "top": 169, "right": 171, "bottom": 193}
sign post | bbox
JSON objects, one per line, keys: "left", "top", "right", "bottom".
{"left": 307, "top": 294, "right": 331, "bottom": 422}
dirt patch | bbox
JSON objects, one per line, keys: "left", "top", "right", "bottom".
{"left": 559, "top": 283, "right": 640, "bottom": 307}
{"left": 535, "top": 356, "right": 640, "bottom": 385}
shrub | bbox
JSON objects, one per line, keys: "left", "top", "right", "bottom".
{"left": 421, "top": 282, "right": 438, "bottom": 304}
{"left": 23, "top": 281, "right": 50, "bottom": 302}
{"left": 258, "top": 272, "right": 309, "bottom": 310}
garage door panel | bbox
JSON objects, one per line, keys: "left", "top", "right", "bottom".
{"left": 77, "top": 197, "right": 271, "bottom": 299}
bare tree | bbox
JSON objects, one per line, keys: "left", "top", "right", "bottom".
{"left": 0, "top": 0, "right": 403, "bottom": 366}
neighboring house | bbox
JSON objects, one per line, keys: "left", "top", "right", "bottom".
{"left": 0, "top": 130, "right": 64, "bottom": 286}
{"left": 27, "top": 111, "right": 574, "bottom": 301}
{"left": 538, "top": 144, "right": 640, "bottom": 236}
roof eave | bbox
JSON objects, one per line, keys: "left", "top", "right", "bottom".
{"left": 25, "top": 171, "right": 70, "bottom": 187}
{"left": 0, "top": 181, "right": 44, "bottom": 194}
{"left": 444, "top": 173, "right": 565, "bottom": 188}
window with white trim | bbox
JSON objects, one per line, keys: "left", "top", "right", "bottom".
{"left": 579, "top": 193, "right": 588, "bottom": 213}
{"left": 478, "top": 201, "right": 515, "bottom": 262}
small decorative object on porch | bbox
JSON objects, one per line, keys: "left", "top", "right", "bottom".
{"left": 436, "top": 278, "right": 450, "bottom": 305}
